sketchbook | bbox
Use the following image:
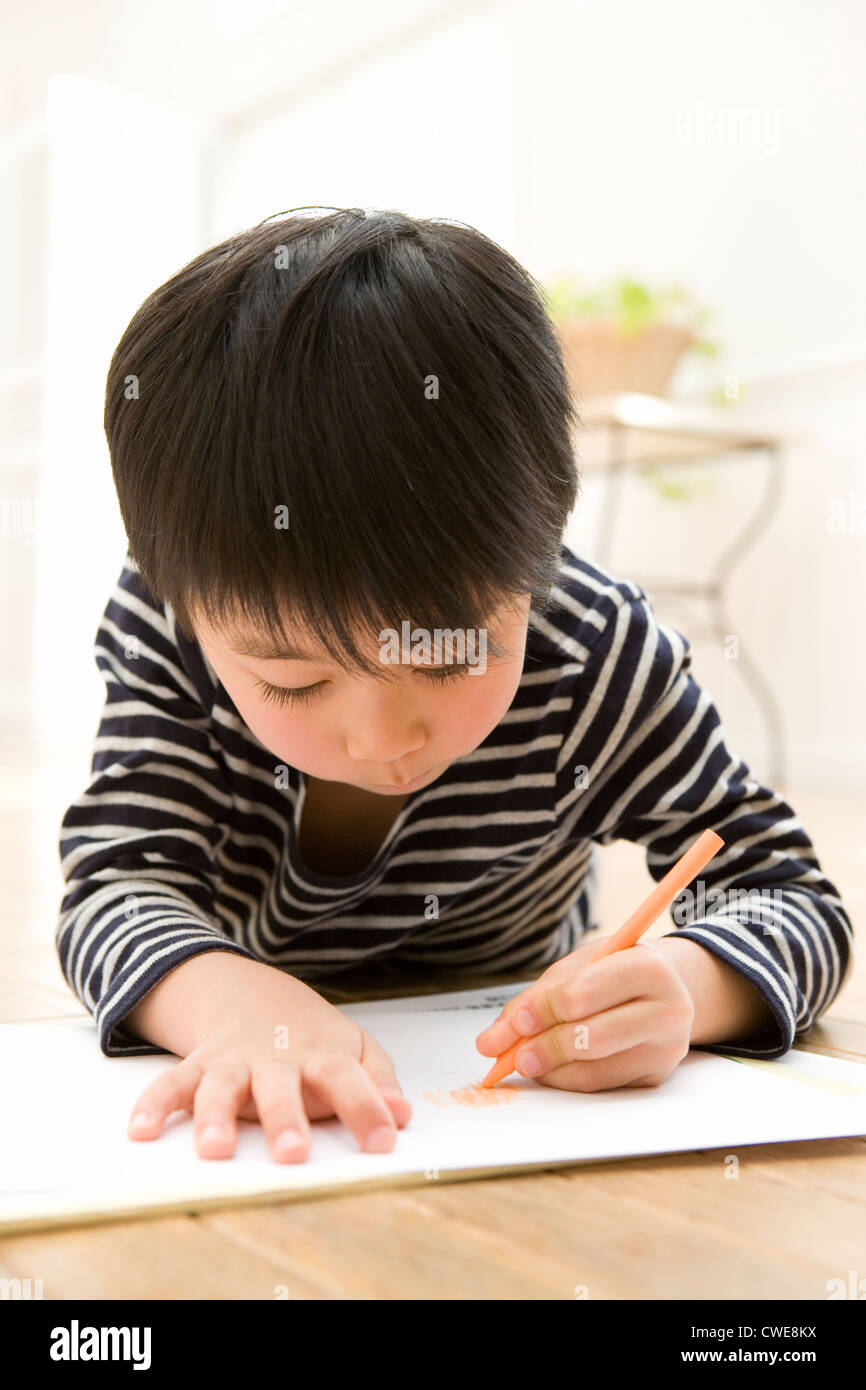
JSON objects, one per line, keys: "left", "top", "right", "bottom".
{"left": 3, "top": 982, "right": 865, "bottom": 1234}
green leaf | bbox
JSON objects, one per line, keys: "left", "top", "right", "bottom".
{"left": 543, "top": 271, "right": 720, "bottom": 357}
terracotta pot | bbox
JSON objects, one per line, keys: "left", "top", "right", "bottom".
{"left": 556, "top": 319, "right": 694, "bottom": 401}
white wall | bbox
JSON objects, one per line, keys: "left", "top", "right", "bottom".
{"left": 0, "top": 76, "right": 206, "bottom": 768}
{"left": 514, "top": 0, "right": 866, "bottom": 379}
{"left": 210, "top": 4, "right": 515, "bottom": 245}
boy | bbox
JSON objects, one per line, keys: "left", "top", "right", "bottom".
{"left": 56, "top": 208, "right": 853, "bottom": 1166}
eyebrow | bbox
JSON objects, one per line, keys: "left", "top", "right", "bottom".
{"left": 229, "top": 636, "right": 321, "bottom": 662}
{"left": 229, "top": 633, "right": 510, "bottom": 663}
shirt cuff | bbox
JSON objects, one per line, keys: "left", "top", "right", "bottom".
{"left": 96, "top": 940, "right": 261, "bottom": 1058}
{"left": 662, "top": 923, "right": 800, "bottom": 1059}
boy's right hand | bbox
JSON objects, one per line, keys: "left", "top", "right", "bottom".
{"left": 126, "top": 973, "right": 411, "bottom": 1164}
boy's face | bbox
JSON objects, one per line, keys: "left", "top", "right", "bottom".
{"left": 191, "top": 593, "right": 533, "bottom": 796}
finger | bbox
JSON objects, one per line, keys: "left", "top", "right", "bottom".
{"left": 192, "top": 1063, "right": 251, "bottom": 1159}
{"left": 510, "top": 1000, "right": 659, "bottom": 1078}
{"left": 539, "top": 1041, "right": 678, "bottom": 1093}
{"left": 483, "top": 942, "right": 668, "bottom": 1052}
{"left": 359, "top": 1031, "right": 413, "bottom": 1127}
{"left": 475, "top": 990, "right": 534, "bottom": 1054}
{"left": 476, "top": 960, "right": 599, "bottom": 1053}
{"left": 250, "top": 1061, "right": 310, "bottom": 1163}
{"left": 475, "top": 970, "right": 564, "bottom": 1054}
{"left": 127, "top": 1059, "right": 204, "bottom": 1141}
{"left": 476, "top": 937, "right": 619, "bottom": 1052}
{"left": 302, "top": 1052, "right": 400, "bottom": 1153}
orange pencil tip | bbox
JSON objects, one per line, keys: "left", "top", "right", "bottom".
{"left": 480, "top": 1041, "right": 519, "bottom": 1088}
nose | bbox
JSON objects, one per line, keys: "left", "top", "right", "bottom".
{"left": 345, "top": 682, "right": 427, "bottom": 768}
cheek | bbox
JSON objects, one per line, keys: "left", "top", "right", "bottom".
{"left": 247, "top": 701, "right": 343, "bottom": 777}
{"left": 217, "top": 677, "right": 327, "bottom": 765}
{"left": 445, "top": 663, "right": 523, "bottom": 742}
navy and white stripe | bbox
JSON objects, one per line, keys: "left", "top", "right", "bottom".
{"left": 56, "top": 545, "right": 853, "bottom": 1060}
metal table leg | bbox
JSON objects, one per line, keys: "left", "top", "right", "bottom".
{"left": 591, "top": 436, "right": 788, "bottom": 790}
{"left": 706, "top": 443, "right": 787, "bottom": 790}
{"left": 594, "top": 419, "right": 627, "bottom": 568}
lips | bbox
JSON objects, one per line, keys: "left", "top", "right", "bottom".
{"left": 375, "top": 767, "right": 431, "bottom": 791}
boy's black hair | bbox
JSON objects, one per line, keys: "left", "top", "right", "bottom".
{"left": 104, "top": 206, "right": 580, "bottom": 675}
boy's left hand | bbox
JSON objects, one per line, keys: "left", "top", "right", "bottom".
{"left": 475, "top": 936, "right": 695, "bottom": 1091}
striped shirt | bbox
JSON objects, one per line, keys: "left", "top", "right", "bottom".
{"left": 56, "top": 545, "right": 853, "bottom": 1061}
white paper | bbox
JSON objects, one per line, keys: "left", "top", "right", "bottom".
{"left": 3, "top": 982, "right": 865, "bottom": 1233}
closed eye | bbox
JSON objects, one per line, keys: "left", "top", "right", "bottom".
{"left": 253, "top": 679, "right": 325, "bottom": 708}
{"left": 254, "top": 665, "right": 469, "bottom": 708}
{"left": 417, "top": 665, "right": 470, "bottom": 684}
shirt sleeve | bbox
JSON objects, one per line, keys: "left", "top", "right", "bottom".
{"left": 56, "top": 557, "right": 261, "bottom": 1058}
{"left": 554, "top": 588, "right": 854, "bottom": 1059}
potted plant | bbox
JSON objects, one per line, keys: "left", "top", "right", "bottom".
{"left": 543, "top": 274, "right": 718, "bottom": 401}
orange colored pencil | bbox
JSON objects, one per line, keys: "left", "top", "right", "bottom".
{"left": 479, "top": 827, "right": 725, "bottom": 1087}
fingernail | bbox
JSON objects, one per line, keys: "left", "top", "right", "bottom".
{"left": 129, "top": 1111, "right": 151, "bottom": 1132}
{"left": 519, "top": 1051, "right": 543, "bottom": 1076}
{"left": 515, "top": 1008, "right": 536, "bottom": 1032}
{"left": 366, "top": 1126, "right": 395, "bottom": 1151}
{"left": 274, "top": 1129, "right": 305, "bottom": 1159}
{"left": 199, "top": 1124, "right": 227, "bottom": 1145}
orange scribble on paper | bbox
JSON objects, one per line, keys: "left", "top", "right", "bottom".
{"left": 421, "top": 1081, "right": 522, "bottom": 1107}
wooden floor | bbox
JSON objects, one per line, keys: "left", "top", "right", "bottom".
{"left": 1, "top": 738, "right": 863, "bottom": 1299}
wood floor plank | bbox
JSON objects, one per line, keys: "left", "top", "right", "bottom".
{"left": 0, "top": 1215, "right": 325, "bottom": 1301}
